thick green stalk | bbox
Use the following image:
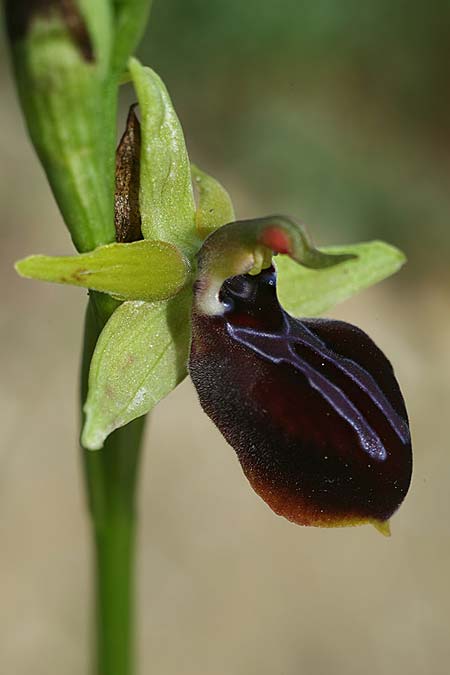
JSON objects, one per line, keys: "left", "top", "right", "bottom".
{"left": 81, "top": 294, "right": 146, "bottom": 675}
{"left": 5, "top": 3, "right": 155, "bottom": 673}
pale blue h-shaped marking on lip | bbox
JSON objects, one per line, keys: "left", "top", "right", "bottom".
{"left": 227, "top": 312, "right": 410, "bottom": 462}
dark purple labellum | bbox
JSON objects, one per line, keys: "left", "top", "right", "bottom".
{"left": 189, "top": 266, "right": 412, "bottom": 532}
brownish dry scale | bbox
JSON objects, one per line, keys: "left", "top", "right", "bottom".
{"left": 189, "top": 266, "right": 412, "bottom": 533}
{"left": 114, "top": 105, "right": 143, "bottom": 243}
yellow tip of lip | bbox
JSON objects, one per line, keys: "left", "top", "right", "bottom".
{"left": 372, "top": 520, "right": 391, "bottom": 537}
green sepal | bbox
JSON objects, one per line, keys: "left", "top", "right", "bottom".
{"left": 191, "top": 163, "right": 235, "bottom": 238}
{"left": 128, "top": 58, "right": 199, "bottom": 255}
{"left": 16, "top": 240, "right": 190, "bottom": 302}
{"left": 82, "top": 289, "right": 191, "bottom": 450}
{"left": 276, "top": 240, "right": 406, "bottom": 317}
{"left": 5, "top": 0, "right": 117, "bottom": 252}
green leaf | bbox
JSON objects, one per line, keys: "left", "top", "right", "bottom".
{"left": 128, "top": 58, "right": 199, "bottom": 255}
{"left": 6, "top": 0, "right": 117, "bottom": 252}
{"left": 82, "top": 289, "right": 191, "bottom": 449}
{"left": 16, "top": 240, "right": 190, "bottom": 302}
{"left": 191, "top": 163, "right": 235, "bottom": 238}
{"left": 276, "top": 240, "right": 406, "bottom": 317}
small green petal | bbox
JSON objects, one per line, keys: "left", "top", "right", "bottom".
{"left": 16, "top": 240, "right": 190, "bottom": 302}
{"left": 128, "top": 58, "right": 198, "bottom": 255}
{"left": 191, "top": 163, "right": 235, "bottom": 238}
{"left": 276, "top": 240, "right": 406, "bottom": 317}
{"left": 82, "top": 289, "right": 191, "bottom": 450}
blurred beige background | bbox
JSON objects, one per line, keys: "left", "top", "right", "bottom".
{"left": 1, "top": 3, "right": 450, "bottom": 674}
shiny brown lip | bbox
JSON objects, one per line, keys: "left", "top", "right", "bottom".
{"left": 189, "top": 266, "right": 412, "bottom": 530}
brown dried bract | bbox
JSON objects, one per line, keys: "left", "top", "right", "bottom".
{"left": 5, "top": 0, "right": 94, "bottom": 62}
{"left": 115, "top": 105, "right": 143, "bottom": 244}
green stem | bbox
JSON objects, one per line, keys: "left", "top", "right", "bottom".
{"left": 81, "top": 294, "right": 146, "bottom": 675}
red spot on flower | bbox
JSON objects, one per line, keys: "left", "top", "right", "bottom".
{"left": 260, "top": 227, "right": 292, "bottom": 255}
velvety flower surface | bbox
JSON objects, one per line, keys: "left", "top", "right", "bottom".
{"left": 189, "top": 266, "right": 412, "bottom": 532}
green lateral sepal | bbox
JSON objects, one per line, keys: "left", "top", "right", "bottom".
{"left": 82, "top": 289, "right": 191, "bottom": 449}
{"left": 276, "top": 240, "right": 406, "bottom": 316}
{"left": 16, "top": 240, "right": 190, "bottom": 302}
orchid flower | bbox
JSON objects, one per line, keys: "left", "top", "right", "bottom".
{"left": 16, "top": 59, "right": 412, "bottom": 534}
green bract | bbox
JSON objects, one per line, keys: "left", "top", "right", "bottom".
{"left": 6, "top": 1, "right": 153, "bottom": 253}
{"left": 8, "top": 3, "right": 114, "bottom": 252}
